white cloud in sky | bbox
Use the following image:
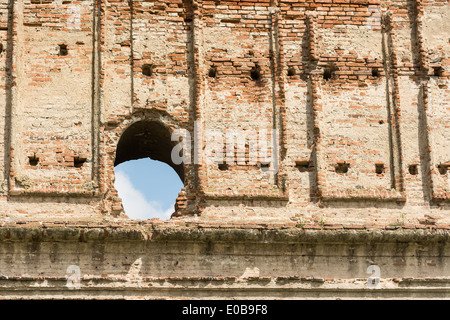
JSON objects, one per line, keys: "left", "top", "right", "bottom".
{"left": 114, "top": 170, "right": 174, "bottom": 220}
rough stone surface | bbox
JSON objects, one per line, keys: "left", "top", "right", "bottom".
{"left": 0, "top": 0, "right": 448, "bottom": 299}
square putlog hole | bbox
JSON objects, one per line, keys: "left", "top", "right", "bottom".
{"left": 259, "top": 162, "right": 270, "bottom": 170}
{"left": 323, "top": 64, "right": 338, "bottom": 81}
{"left": 208, "top": 66, "right": 217, "bottom": 78}
{"left": 295, "top": 159, "right": 311, "bottom": 172}
{"left": 142, "top": 64, "right": 154, "bottom": 77}
{"left": 74, "top": 157, "right": 87, "bottom": 168}
{"left": 433, "top": 66, "right": 444, "bottom": 77}
{"left": 335, "top": 162, "right": 349, "bottom": 174}
{"left": 375, "top": 163, "right": 385, "bottom": 175}
{"left": 28, "top": 154, "right": 39, "bottom": 166}
{"left": 250, "top": 64, "right": 262, "bottom": 81}
{"left": 371, "top": 67, "right": 380, "bottom": 78}
{"left": 218, "top": 163, "right": 229, "bottom": 171}
{"left": 58, "top": 44, "right": 68, "bottom": 56}
{"left": 287, "top": 67, "right": 296, "bottom": 77}
{"left": 408, "top": 164, "right": 418, "bottom": 175}
{"left": 437, "top": 163, "right": 449, "bottom": 175}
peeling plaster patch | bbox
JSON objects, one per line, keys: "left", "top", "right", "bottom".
{"left": 318, "top": 25, "right": 383, "bottom": 58}
{"left": 423, "top": 5, "right": 450, "bottom": 49}
{"left": 126, "top": 258, "right": 143, "bottom": 283}
{"left": 31, "top": 279, "right": 49, "bottom": 287}
{"left": 240, "top": 267, "right": 260, "bottom": 279}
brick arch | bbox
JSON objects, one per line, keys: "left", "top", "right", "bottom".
{"left": 115, "top": 119, "right": 184, "bottom": 181}
{"left": 102, "top": 110, "right": 191, "bottom": 217}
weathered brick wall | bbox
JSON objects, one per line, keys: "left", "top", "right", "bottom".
{"left": 10, "top": 0, "right": 95, "bottom": 194}
{"left": 0, "top": 0, "right": 447, "bottom": 227}
{"left": 0, "top": 0, "right": 449, "bottom": 300}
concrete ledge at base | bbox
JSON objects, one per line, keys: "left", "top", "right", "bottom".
{"left": 0, "top": 221, "right": 449, "bottom": 299}
{"left": 0, "top": 221, "right": 449, "bottom": 243}
{"left": 0, "top": 276, "right": 450, "bottom": 299}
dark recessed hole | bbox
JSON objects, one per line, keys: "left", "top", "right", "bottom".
{"left": 379, "top": 119, "right": 384, "bottom": 125}
{"left": 142, "top": 64, "right": 154, "bottom": 77}
{"left": 313, "top": 127, "right": 320, "bottom": 136}
{"left": 28, "top": 154, "right": 39, "bottom": 166}
{"left": 114, "top": 120, "right": 184, "bottom": 181}
{"left": 323, "top": 64, "right": 338, "bottom": 81}
{"left": 433, "top": 66, "right": 444, "bottom": 77}
{"left": 295, "top": 160, "right": 311, "bottom": 172}
{"left": 260, "top": 162, "right": 270, "bottom": 169}
{"left": 409, "top": 164, "right": 418, "bottom": 175}
{"left": 335, "top": 162, "right": 349, "bottom": 174}
{"left": 59, "top": 44, "right": 68, "bottom": 56}
{"left": 287, "top": 67, "right": 296, "bottom": 77}
{"left": 375, "top": 163, "right": 385, "bottom": 175}
{"left": 74, "top": 157, "right": 87, "bottom": 168}
{"left": 218, "top": 163, "right": 229, "bottom": 171}
{"left": 371, "top": 67, "right": 380, "bottom": 77}
{"left": 250, "top": 64, "right": 261, "bottom": 81}
{"left": 208, "top": 66, "right": 217, "bottom": 78}
{"left": 0, "top": 43, "right": 3, "bottom": 54}
{"left": 438, "top": 164, "right": 448, "bottom": 175}
{"left": 323, "top": 69, "right": 332, "bottom": 80}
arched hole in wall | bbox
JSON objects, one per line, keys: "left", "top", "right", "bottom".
{"left": 114, "top": 121, "right": 185, "bottom": 220}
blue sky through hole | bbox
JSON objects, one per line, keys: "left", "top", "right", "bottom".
{"left": 114, "top": 158, "right": 184, "bottom": 220}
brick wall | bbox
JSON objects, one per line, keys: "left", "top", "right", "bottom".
{"left": 0, "top": 0, "right": 447, "bottom": 226}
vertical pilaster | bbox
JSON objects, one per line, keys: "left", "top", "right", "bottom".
{"left": 382, "top": 12, "right": 405, "bottom": 194}
{"left": 91, "top": 0, "right": 103, "bottom": 188}
{"left": 306, "top": 13, "right": 325, "bottom": 200}
{"left": 414, "top": 0, "right": 428, "bottom": 73}
{"left": 2, "top": 0, "right": 15, "bottom": 195}
{"left": 191, "top": 0, "right": 206, "bottom": 201}
{"left": 270, "top": 6, "right": 288, "bottom": 193}
{"left": 419, "top": 81, "right": 434, "bottom": 199}
{"left": 7, "top": 0, "right": 22, "bottom": 194}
